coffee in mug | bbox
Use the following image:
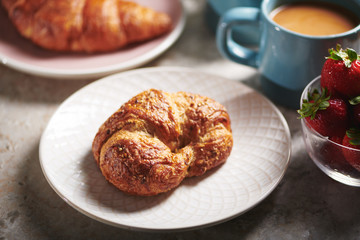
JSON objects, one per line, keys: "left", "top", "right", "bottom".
{"left": 271, "top": 2, "right": 359, "bottom": 36}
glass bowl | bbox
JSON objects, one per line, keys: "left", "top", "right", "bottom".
{"left": 300, "top": 76, "right": 360, "bottom": 186}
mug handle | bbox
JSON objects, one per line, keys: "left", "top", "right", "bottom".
{"left": 216, "top": 7, "right": 261, "bottom": 68}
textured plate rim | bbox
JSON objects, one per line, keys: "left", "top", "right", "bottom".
{"left": 0, "top": 1, "right": 186, "bottom": 79}
{"left": 39, "top": 66, "right": 292, "bottom": 231}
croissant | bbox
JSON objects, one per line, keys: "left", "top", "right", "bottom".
{"left": 1, "top": 0, "right": 172, "bottom": 52}
{"left": 92, "top": 89, "right": 233, "bottom": 196}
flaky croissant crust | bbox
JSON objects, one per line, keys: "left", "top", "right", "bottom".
{"left": 92, "top": 89, "right": 233, "bottom": 196}
{"left": 1, "top": 0, "right": 172, "bottom": 52}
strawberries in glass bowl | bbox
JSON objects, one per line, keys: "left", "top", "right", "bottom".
{"left": 299, "top": 45, "right": 360, "bottom": 186}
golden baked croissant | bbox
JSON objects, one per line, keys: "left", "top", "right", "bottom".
{"left": 1, "top": 0, "right": 172, "bottom": 52}
{"left": 92, "top": 89, "right": 233, "bottom": 196}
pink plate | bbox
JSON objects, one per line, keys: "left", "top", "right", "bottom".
{"left": 0, "top": 0, "right": 185, "bottom": 79}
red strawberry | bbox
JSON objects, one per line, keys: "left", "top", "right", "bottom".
{"left": 321, "top": 136, "right": 354, "bottom": 172}
{"left": 321, "top": 44, "right": 360, "bottom": 99}
{"left": 298, "top": 88, "right": 349, "bottom": 138}
{"left": 342, "top": 129, "right": 360, "bottom": 172}
{"left": 349, "top": 96, "right": 360, "bottom": 125}
{"left": 353, "top": 104, "right": 360, "bottom": 126}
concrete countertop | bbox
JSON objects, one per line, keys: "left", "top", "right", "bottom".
{"left": 1, "top": 1, "right": 360, "bottom": 239}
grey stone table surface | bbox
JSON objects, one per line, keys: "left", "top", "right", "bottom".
{"left": 1, "top": 1, "right": 360, "bottom": 239}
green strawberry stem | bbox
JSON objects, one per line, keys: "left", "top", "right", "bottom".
{"left": 327, "top": 44, "right": 360, "bottom": 68}
{"left": 346, "top": 128, "right": 360, "bottom": 145}
{"left": 349, "top": 96, "right": 360, "bottom": 105}
{"left": 298, "top": 88, "right": 330, "bottom": 120}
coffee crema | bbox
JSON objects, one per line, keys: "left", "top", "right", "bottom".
{"left": 270, "top": 2, "right": 359, "bottom": 36}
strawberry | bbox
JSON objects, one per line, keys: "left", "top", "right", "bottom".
{"left": 321, "top": 136, "right": 355, "bottom": 173}
{"left": 353, "top": 104, "right": 360, "bottom": 126}
{"left": 298, "top": 88, "right": 348, "bottom": 138}
{"left": 342, "top": 128, "right": 360, "bottom": 171}
{"left": 321, "top": 44, "right": 360, "bottom": 99}
{"left": 349, "top": 96, "right": 360, "bottom": 125}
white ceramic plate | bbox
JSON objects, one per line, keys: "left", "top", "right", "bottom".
{"left": 0, "top": 0, "right": 185, "bottom": 79}
{"left": 39, "top": 67, "right": 291, "bottom": 231}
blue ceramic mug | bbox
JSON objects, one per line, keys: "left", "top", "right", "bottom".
{"left": 216, "top": 0, "right": 360, "bottom": 108}
{"left": 205, "top": 0, "right": 262, "bottom": 45}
